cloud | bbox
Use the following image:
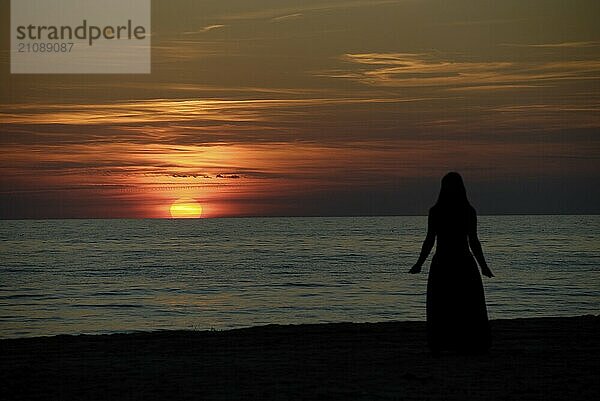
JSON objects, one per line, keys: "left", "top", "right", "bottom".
{"left": 169, "top": 172, "right": 243, "bottom": 179}
{"left": 183, "top": 24, "right": 227, "bottom": 35}
{"left": 433, "top": 18, "right": 530, "bottom": 27}
{"left": 171, "top": 173, "right": 212, "bottom": 179}
{"left": 216, "top": 174, "right": 241, "bottom": 179}
{"left": 271, "top": 13, "right": 303, "bottom": 22}
{"left": 201, "top": 24, "right": 226, "bottom": 32}
{"left": 0, "top": 97, "right": 428, "bottom": 126}
{"left": 220, "top": 0, "right": 399, "bottom": 21}
{"left": 446, "top": 84, "right": 545, "bottom": 92}
{"left": 322, "top": 52, "right": 600, "bottom": 90}
{"left": 501, "top": 41, "right": 600, "bottom": 48}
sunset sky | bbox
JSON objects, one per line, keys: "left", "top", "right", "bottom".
{"left": 1, "top": 0, "right": 599, "bottom": 218}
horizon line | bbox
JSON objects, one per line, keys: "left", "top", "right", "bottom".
{"left": 1, "top": 212, "right": 599, "bottom": 221}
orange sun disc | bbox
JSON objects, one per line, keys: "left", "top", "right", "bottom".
{"left": 170, "top": 198, "right": 203, "bottom": 218}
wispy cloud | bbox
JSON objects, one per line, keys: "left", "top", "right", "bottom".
{"left": 492, "top": 104, "right": 600, "bottom": 113}
{"left": 446, "top": 84, "right": 545, "bottom": 92}
{"left": 434, "top": 18, "right": 530, "bottom": 27}
{"left": 271, "top": 13, "right": 303, "bottom": 22}
{"left": 0, "top": 97, "right": 428, "bottom": 126}
{"left": 183, "top": 24, "right": 227, "bottom": 35}
{"left": 220, "top": 0, "right": 399, "bottom": 21}
{"left": 501, "top": 41, "right": 600, "bottom": 48}
{"left": 322, "top": 52, "right": 600, "bottom": 90}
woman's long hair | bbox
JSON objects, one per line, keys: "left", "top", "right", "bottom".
{"left": 434, "top": 172, "right": 472, "bottom": 211}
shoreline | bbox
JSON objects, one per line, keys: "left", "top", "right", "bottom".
{"left": 1, "top": 314, "right": 597, "bottom": 342}
{"left": 2, "top": 315, "right": 598, "bottom": 400}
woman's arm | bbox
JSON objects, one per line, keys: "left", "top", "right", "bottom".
{"left": 409, "top": 210, "right": 435, "bottom": 273}
{"left": 468, "top": 212, "right": 494, "bottom": 278}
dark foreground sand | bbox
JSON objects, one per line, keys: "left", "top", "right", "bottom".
{"left": 1, "top": 316, "right": 598, "bottom": 400}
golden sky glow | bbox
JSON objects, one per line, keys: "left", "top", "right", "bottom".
{"left": 1, "top": 0, "right": 599, "bottom": 218}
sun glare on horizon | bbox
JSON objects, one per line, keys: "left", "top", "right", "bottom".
{"left": 169, "top": 198, "right": 203, "bottom": 218}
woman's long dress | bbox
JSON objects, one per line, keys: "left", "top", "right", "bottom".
{"left": 426, "top": 206, "right": 491, "bottom": 353}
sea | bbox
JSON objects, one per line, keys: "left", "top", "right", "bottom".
{"left": 0, "top": 215, "right": 598, "bottom": 338}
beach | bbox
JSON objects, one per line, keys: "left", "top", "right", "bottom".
{"left": 1, "top": 315, "right": 598, "bottom": 400}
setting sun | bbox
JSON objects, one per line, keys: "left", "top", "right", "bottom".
{"left": 169, "top": 198, "right": 203, "bottom": 218}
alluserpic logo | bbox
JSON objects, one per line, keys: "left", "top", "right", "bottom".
{"left": 11, "top": 0, "right": 151, "bottom": 74}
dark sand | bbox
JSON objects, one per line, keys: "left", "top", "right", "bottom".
{"left": 1, "top": 316, "right": 598, "bottom": 400}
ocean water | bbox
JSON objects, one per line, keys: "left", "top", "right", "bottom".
{"left": 0, "top": 216, "right": 598, "bottom": 338}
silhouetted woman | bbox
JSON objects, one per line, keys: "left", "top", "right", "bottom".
{"left": 410, "top": 172, "right": 494, "bottom": 354}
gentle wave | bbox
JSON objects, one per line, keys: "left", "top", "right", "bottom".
{"left": 1, "top": 215, "right": 599, "bottom": 338}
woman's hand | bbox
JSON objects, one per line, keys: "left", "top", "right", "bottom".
{"left": 481, "top": 266, "right": 494, "bottom": 278}
{"left": 409, "top": 263, "right": 422, "bottom": 274}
